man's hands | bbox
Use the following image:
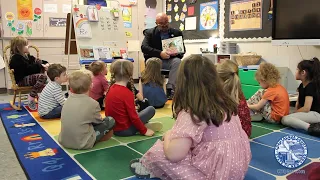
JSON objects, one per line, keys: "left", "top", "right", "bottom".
{"left": 160, "top": 51, "right": 170, "bottom": 59}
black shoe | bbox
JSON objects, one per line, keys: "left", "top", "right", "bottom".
{"left": 65, "top": 92, "right": 69, "bottom": 98}
{"left": 308, "top": 123, "right": 320, "bottom": 137}
{"left": 167, "top": 89, "right": 174, "bottom": 100}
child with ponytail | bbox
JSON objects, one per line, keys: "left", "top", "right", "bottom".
{"left": 105, "top": 60, "right": 163, "bottom": 137}
{"left": 217, "top": 60, "right": 252, "bottom": 137}
{"left": 282, "top": 58, "right": 320, "bottom": 136}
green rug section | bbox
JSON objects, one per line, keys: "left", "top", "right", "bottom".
{"left": 252, "top": 121, "right": 286, "bottom": 130}
{"left": 74, "top": 146, "right": 141, "bottom": 180}
{"left": 128, "top": 136, "right": 161, "bottom": 154}
{"left": 250, "top": 126, "right": 273, "bottom": 139}
{"left": 114, "top": 117, "right": 174, "bottom": 143}
{"left": 54, "top": 136, "right": 120, "bottom": 154}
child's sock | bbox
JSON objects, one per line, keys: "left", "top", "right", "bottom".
{"left": 145, "top": 122, "right": 163, "bottom": 132}
{"left": 28, "top": 95, "right": 37, "bottom": 110}
{"left": 130, "top": 159, "right": 156, "bottom": 179}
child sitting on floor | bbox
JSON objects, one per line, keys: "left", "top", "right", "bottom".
{"left": 217, "top": 60, "right": 252, "bottom": 137}
{"left": 129, "top": 55, "right": 251, "bottom": 179}
{"left": 282, "top": 58, "right": 320, "bottom": 136}
{"left": 59, "top": 70, "right": 115, "bottom": 150}
{"left": 105, "top": 60, "right": 162, "bottom": 137}
{"left": 139, "top": 58, "right": 167, "bottom": 108}
{"left": 9, "top": 36, "right": 49, "bottom": 110}
{"left": 89, "top": 60, "right": 109, "bottom": 110}
{"left": 247, "top": 62, "right": 290, "bottom": 123}
{"left": 38, "top": 64, "right": 67, "bottom": 119}
{"left": 126, "top": 80, "right": 149, "bottom": 112}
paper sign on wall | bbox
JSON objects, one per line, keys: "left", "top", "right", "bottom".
{"left": 17, "top": 0, "right": 33, "bottom": 20}
{"left": 229, "top": 0, "right": 262, "bottom": 31}
{"left": 44, "top": 4, "right": 58, "bottom": 13}
{"left": 49, "top": 17, "right": 67, "bottom": 27}
{"left": 185, "top": 17, "right": 196, "bottom": 30}
{"left": 62, "top": 4, "right": 71, "bottom": 13}
{"left": 127, "top": 40, "right": 140, "bottom": 52}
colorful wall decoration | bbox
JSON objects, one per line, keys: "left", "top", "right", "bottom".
{"left": 17, "top": 0, "right": 33, "bottom": 20}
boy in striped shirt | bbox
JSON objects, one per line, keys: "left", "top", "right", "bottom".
{"left": 38, "top": 64, "right": 68, "bottom": 119}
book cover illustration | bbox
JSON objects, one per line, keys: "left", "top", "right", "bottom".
{"left": 161, "top": 36, "right": 185, "bottom": 55}
{"left": 93, "top": 46, "right": 112, "bottom": 59}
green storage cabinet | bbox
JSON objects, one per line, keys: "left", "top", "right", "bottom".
{"left": 239, "top": 68, "right": 261, "bottom": 99}
{"left": 241, "top": 84, "right": 261, "bottom": 100}
{"left": 239, "top": 69, "right": 260, "bottom": 86}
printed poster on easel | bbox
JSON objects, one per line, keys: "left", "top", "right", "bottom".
{"left": 229, "top": 0, "right": 263, "bottom": 31}
{"left": 73, "top": 14, "right": 92, "bottom": 38}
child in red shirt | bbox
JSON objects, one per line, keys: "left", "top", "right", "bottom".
{"left": 217, "top": 60, "right": 252, "bottom": 137}
{"left": 89, "top": 61, "right": 108, "bottom": 110}
{"left": 105, "top": 60, "right": 163, "bottom": 137}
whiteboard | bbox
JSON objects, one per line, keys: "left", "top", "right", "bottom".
{"left": 73, "top": 3, "right": 127, "bottom": 60}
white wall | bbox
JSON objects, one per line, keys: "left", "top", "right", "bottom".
{"left": 163, "top": 0, "right": 320, "bottom": 92}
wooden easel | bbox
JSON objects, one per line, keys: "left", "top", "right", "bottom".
{"left": 64, "top": 13, "right": 77, "bottom": 55}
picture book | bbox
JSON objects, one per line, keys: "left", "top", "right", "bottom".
{"left": 161, "top": 36, "right": 184, "bottom": 55}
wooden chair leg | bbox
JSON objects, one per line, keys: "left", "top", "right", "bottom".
{"left": 18, "top": 91, "right": 22, "bottom": 110}
{"left": 10, "top": 90, "right": 21, "bottom": 110}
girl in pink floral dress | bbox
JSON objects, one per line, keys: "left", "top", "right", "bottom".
{"left": 129, "top": 55, "right": 251, "bottom": 180}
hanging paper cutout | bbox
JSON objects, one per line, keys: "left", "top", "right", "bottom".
{"left": 122, "top": 6, "right": 132, "bottom": 28}
{"left": 26, "top": 21, "right": 33, "bottom": 36}
{"left": 188, "top": 6, "right": 194, "bottom": 16}
{"left": 181, "top": 0, "right": 186, "bottom": 2}
{"left": 182, "top": 4, "right": 187, "bottom": 12}
{"left": 179, "top": 23, "right": 184, "bottom": 31}
{"left": 174, "top": 4, "right": 179, "bottom": 12}
{"left": 180, "top": 12, "right": 186, "bottom": 21}
{"left": 175, "top": 13, "right": 179, "bottom": 21}
{"left": 167, "top": 4, "right": 172, "bottom": 11}
{"left": 87, "top": 6, "right": 99, "bottom": 21}
{"left": 168, "top": 15, "right": 172, "bottom": 23}
{"left": 17, "top": 0, "right": 33, "bottom": 20}
{"left": 129, "top": 0, "right": 137, "bottom": 5}
{"left": 16, "top": 21, "right": 25, "bottom": 35}
{"left": 5, "top": 12, "right": 15, "bottom": 21}
{"left": 125, "top": 31, "right": 133, "bottom": 37}
{"left": 33, "top": 8, "right": 42, "bottom": 22}
{"left": 174, "top": 0, "right": 178, "bottom": 2}
{"left": 5, "top": 12, "right": 16, "bottom": 33}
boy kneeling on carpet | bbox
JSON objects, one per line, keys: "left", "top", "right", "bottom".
{"left": 59, "top": 70, "right": 115, "bottom": 150}
{"left": 38, "top": 64, "right": 68, "bottom": 119}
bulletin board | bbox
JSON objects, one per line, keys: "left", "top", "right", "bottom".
{"left": 166, "top": 0, "right": 219, "bottom": 40}
{"left": 72, "top": 4, "right": 127, "bottom": 61}
{"left": 223, "top": 0, "right": 272, "bottom": 40}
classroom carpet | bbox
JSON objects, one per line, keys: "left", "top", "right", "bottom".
{"left": 0, "top": 101, "right": 320, "bottom": 180}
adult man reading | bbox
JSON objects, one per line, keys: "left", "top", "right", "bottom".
{"left": 141, "top": 13, "right": 185, "bottom": 99}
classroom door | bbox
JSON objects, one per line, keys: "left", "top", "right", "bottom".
{"left": 0, "top": 0, "right": 44, "bottom": 37}
{"left": 43, "top": 0, "right": 71, "bottom": 38}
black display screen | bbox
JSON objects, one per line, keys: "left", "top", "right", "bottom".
{"left": 273, "top": 0, "right": 320, "bottom": 39}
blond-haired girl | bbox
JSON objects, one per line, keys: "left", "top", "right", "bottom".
{"left": 9, "top": 36, "right": 49, "bottom": 110}
{"left": 217, "top": 60, "right": 251, "bottom": 137}
{"left": 247, "top": 62, "right": 290, "bottom": 123}
{"left": 105, "top": 60, "right": 162, "bottom": 137}
{"left": 139, "top": 58, "right": 167, "bottom": 108}
{"left": 130, "top": 55, "right": 251, "bottom": 179}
